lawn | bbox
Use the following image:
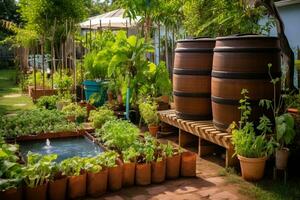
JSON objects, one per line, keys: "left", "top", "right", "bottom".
{"left": 0, "top": 69, "right": 35, "bottom": 115}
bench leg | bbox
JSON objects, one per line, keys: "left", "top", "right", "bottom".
{"left": 198, "top": 137, "right": 217, "bottom": 157}
{"left": 226, "top": 146, "right": 238, "bottom": 167}
{"left": 179, "top": 129, "right": 197, "bottom": 148}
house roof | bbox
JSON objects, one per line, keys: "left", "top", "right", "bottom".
{"left": 80, "top": 9, "right": 140, "bottom": 30}
{"left": 275, "top": 0, "right": 300, "bottom": 7}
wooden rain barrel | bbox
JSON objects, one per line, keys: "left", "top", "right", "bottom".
{"left": 173, "top": 38, "right": 216, "bottom": 120}
{"left": 212, "top": 35, "right": 281, "bottom": 131}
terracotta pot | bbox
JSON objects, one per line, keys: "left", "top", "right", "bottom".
{"left": 107, "top": 90, "right": 114, "bottom": 102}
{"left": 67, "top": 173, "right": 86, "bottom": 199}
{"left": 148, "top": 125, "right": 159, "bottom": 137}
{"left": 67, "top": 115, "right": 76, "bottom": 122}
{"left": 48, "top": 177, "right": 67, "bottom": 200}
{"left": 117, "top": 94, "right": 123, "bottom": 105}
{"left": 87, "top": 168, "right": 108, "bottom": 197}
{"left": 135, "top": 163, "right": 151, "bottom": 186}
{"left": 181, "top": 151, "right": 197, "bottom": 177}
{"left": 108, "top": 164, "right": 123, "bottom": 191}
{"left": 151, "top": 159, "right": 166, "bottom": 183}
{"left": 276, "top": 148, "right": 289, "bottom": 170}
{"left": 238, "top": 155, "right": 267, "bottom": 181}
{"left": 160, "top": 95, "right": 169, "bottom": 103}
{"left": 166, "top": 154, "right": 181, "bottom": 179}
{"left": 25, "top": 183, "right": 48, "bottom": 200}
{"left": 122, "top": 162, "right": 136, "bottom": 187}
{"left": 0, "top": 187, "right": 22, "bottom": 200}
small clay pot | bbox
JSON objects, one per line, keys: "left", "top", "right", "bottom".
{"left": 25, "top": 183, "right": 48, "bottom": 200}
{"left": 238, "top": 155, "right": 267, "bottom": 181}
{"left": 151, "top": 159, "right": 166, "bottom": 183}
{"left": 0, "top": 187, "right": 22, "bottom": 200}
{"left": 166, "top": 154, "right": 181, "bottom": 179}
{"left": 148, "top": 125, "right": 159, "bottom": 137}
{"left": 181, "top": 151, "right": 197, "bottom": 177}
{"left": 107, "top": 90, "right": 114, "bottom": 102}
{"left": 67, "top": 173, "right": 86, "bottom": 199}
{"left": 48, "top": 177, "right": 67, "bottom": 200}
{"left": 122, "top": 162, "right": 136, "bottom": 187}
{"left": 135, "top": 163, "right": 151, "bottom": 186}
{"left": 108, "top": 164, "right": 123, "bottom": 191}
{"left": 87, "top": 168, "right": 108, "bottom": 197}
{"left": 276, "top": 148, "right": 289, "bottom": 170}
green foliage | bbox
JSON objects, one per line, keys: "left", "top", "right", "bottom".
{"left": 182, "top": 0, "right": 271, "bottom": 37}
{"left": 259, "top": 64, "right": 296, "bottom": 148}
{"left": 82, "top": 157, "right": 102, "bottom": 174}
{"left": 122, "top": 147, "right": 139, "bottom": 163}
{"left": 155, "top": 61, "right": 172, "bottom": 96}
{"left": 62, "top": 103, "right": 87, "bottom": 123}
{"left": 36, "top": 95, "right": 59, "bottom": 110}
{"left": 139, "top": 100, "right": 159, "bottom": 126}
{"left": 97, "top": 119, "right": 140, "bottom": 152}
{"left": 25, "top": 71, "right": 51, "bottom": 88}
{"left": 0, "top": 138, "right": 23, "bottom": 191}
{"left": 53, "top": 71, "right": 73, "bottom": 93}
{"left": 163, "top": 141, "right": 181, "bottom": 157}
{"left": 231, "top": 90, "right": 275, "bottom": 158}
{"left": 59, "top": 157, "right": 85, "bottom": 176}
{"left": 275, "top": 114, "right": 295, "bottom": 148}
{"left": 93, "top": 151, "right": 119, "bottom": 168}
{"left": 23, "top": 152, "right": 57, "bottom": 188}
{"left": 88, "top": 106, "right": 116, "bottom": 129}
{"left": 0, "top": 109, "right": 77, "bottom": 138}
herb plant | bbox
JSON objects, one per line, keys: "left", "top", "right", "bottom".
{"left": 231, "top": 89, "right": 275, "bottom": 158}
{"left": 62, "top": 103, "right": 87, "bottom": 123}
{"left": 88, "top": 106, "right": 116, "bottom": 128}
{"left": 122, "top": 147, "right": 139, "bottom": 163}
{"left": 139, "top": 100, "right": 159, "bottom": 126}
{"left": 97, "top": 120, "right": 139, "bottom": 152}
{"left": 0, "top": 138, "right": 23, "bottom": 191}
{"left": 59, "top": 157, "right": 85, "bottom": 176}
{"left": 23, "top": 152, "right": 58, "bottom": 188}
{"left": 36, "top": 95, "right": 59, "bottom": 110}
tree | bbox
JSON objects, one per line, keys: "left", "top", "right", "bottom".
{"left": 0, "top": 0, "right": 20, "bottom": 40}
{"left": 182, "top": 0, "right": 268, "bottom": 37}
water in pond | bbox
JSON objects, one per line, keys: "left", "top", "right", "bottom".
{"left": 19, "top": 136, "right": 104, "bottom": 162}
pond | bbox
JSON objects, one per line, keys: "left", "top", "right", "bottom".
{"left": 19, "top": 136, "right": 104, "bottom": 162}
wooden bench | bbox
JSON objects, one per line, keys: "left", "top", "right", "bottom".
{"left": 158, "top": 110, "right": 237, "bottom": 167}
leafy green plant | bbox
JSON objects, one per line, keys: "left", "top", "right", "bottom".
{"left": 93, "top": 151, "right": 119, "bottom": 168}
{"left": 0, "top": 138, "right": 23, "bottom": 191}
{"left": 82, "top": 157, "right": 102, "bottom": 174}
{"left": 36, "top": 95, "right": 59, "bottom": 110}
{"left": 59, "top": 157, "right": 85, "bottom": 176}
{"left": 53, "top": 71, "right": 73, "bottom": 93}
{"left": 97, "top": 119, "right": 140, "bottom": 152}
{"left": 122, "top": 147, "right": 139, "bottom": 163}
{"left": 88, "top": 106, "right": 116, "bottom": 128}
{"left": 259, "top": 64, "right": 296, "bottom": 149}
{"left": 61, "top": 103, "right": 87, "bottom": 123}
{"left": 23, "top": 152, "right": 57, "bottom": 188}
{"left": 231, "top": 89, "right": 275, "bottom": 158}
{"left": 163, "top": 141, "right": 182, "bottom": 157}
{"left": 155, "top": 61, "right": 172, "bottom": 97}
{"left": 0, "top": 109, "right": 77, "bottom": 138}
{"left": 139, "top": 100, "right": 159, "bottom": 126}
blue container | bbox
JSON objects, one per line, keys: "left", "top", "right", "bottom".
{"left": 83, "top": 80, "right": 107, "bottom": 107}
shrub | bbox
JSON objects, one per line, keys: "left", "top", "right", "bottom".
{"left": 62, "top": 103, "right": 87, "bottom": 123}
{"left": 36, "top": 95, "right": 59, "bottom": 110}
{"left": 88, "top": 106, "right": 116, "bottom": 128}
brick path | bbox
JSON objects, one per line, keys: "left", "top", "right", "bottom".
{"left": 85, "top": 156, "right": 250, "bottom": 200}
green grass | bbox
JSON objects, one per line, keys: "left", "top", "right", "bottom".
{"left": 220, "top": 167, "right": 300, "bottom": 200}
{"left": 0, "top": 69, "right": 35, "bottom": 115}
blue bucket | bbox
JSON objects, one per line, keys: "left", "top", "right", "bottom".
{"left": 83, "top": 80, "right": 107, "bottom": 107}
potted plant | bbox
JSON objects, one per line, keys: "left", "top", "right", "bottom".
{"left": 180, "top": 150, "right": 197, "bottom": 177}
{"left": 48, "top": 163, "right": 68, "bottom": 200}
{"left": 139, "top": 100, "right": 160, "bottom": 137}
{"left": 232, "top": 89, "right": 275, "bottom": 181}
{"left": 99, "top": 151, "right": 123, "bottom": 191}
{"left": 62, "top": 103, "right": 87, "bottom": 124}
{"left": 88, "top": 106, "right": 116, "bottom": 129}
{"left": 154, "top": 61, "right": 172, "bottom": 105}
{"left": 97, "top": 119, "right": 140, "bottom": 153}
{"left": 84, "top": 157, "right": 108, "bottom": 197}
{"left": 164, "top": 142, "right": 182, "bottom": 179}
{"left": 60, "top": 157, "right": 86, "bottom": 199}
{"left": 135, "top": 134, "right": 155, "bottom": 186}
{"left": 151, "top": 140, "right": 166, "bottom": 184}
{"left": 23, "top": 152, "right": 57, "bottom": 200}
{"left": 121, "top": 147, "right": 139, "bottom": 187}
{"left": 260, "top": 64, "right": 296, "bottom": 170}
{"left": 0, "top": 140, "right": 23, "bottom": 200}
